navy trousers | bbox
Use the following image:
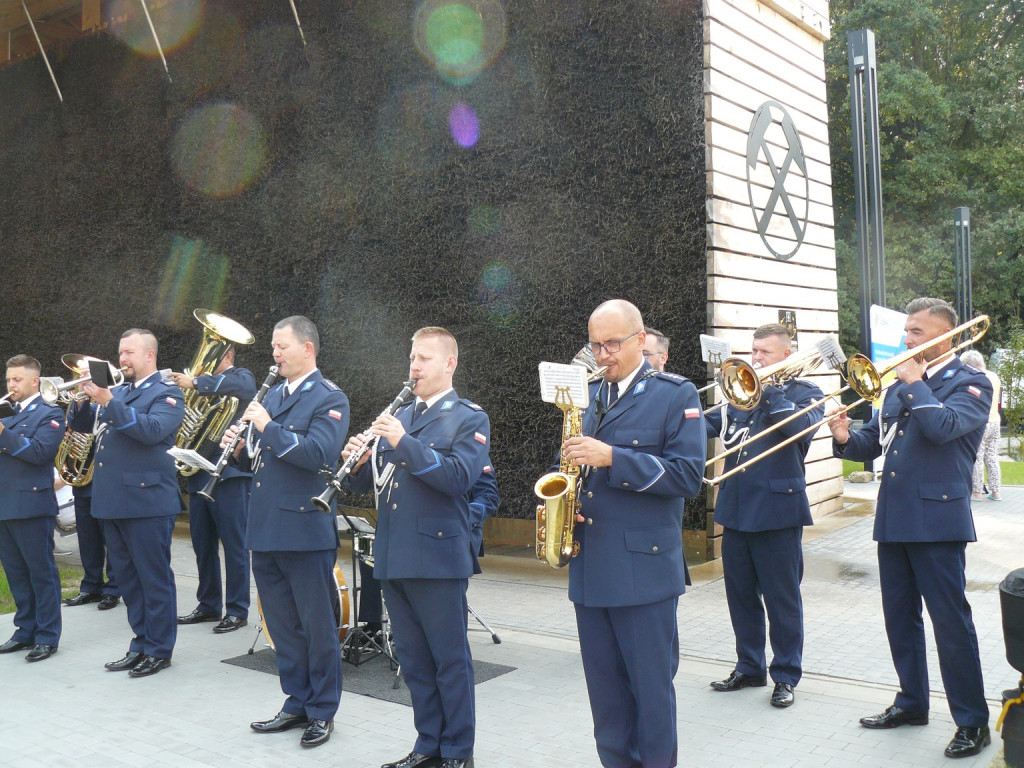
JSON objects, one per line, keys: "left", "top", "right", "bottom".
{"left": 74, "top": 495, "right": 118, "bottom": 597}
{"left": 187, "top": 477, "right": 250, "bottom": 618}
{"left": 722, "top": 526, "right": 804, "bottom": 685}
{"left": 104, "top": 516, "right": 177, "bottom": 659}
{"left": 575, "top": 597, "right": 679, "bottom": 768}
{"left": 383, "top": 578, "right": 474, "bottom": 760}
{"left": 252, "top": 549, "right": 341, "bottom": 721}
{"left": 878, "top": 541, "right": 988, "bottom": 726}
{"left": 0, "top": 517, "right": 62, "bottom": 647}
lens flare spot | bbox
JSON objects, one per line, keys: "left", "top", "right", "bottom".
{"left": 468, "top": 205, "right": 501, "bottom": 236}
{"left": 108, "top": 0, "right": 202, "bottom": 57}
{"left": 413, "top": 0, "right": 507, "bottom": 78}
{"left": 478, "top": 261, "right": 520, "bottom": 328}
{"left": 154, "top": 236, "right": 229, "bottom": 325}
{"left": 170, "top": 103, "right": 268, "bottom": 198}
{"left": 449, "top": 102, "right": 480, "bottom": 147}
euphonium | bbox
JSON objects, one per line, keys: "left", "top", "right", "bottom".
{"left": 534, "top": 347, "right": 607, "bottom": 569}
{"left": 174, "top": 309, "right": 256, "bottom": 476}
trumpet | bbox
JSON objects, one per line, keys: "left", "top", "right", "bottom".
{"left": 40, "top": 354, "right": 126, "bottom": 405}
{"left": 311, "top": 379, "right": 417, "bottom": 514}
{"left": 705, "top": 314, "right": 990, "bottom": 486}
{"left": 197, "top": 365, "right": 280, "bottom": 501}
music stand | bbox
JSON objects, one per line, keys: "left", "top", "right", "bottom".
{"left": 336, "top": 512, "right": 398, "bottom": 669}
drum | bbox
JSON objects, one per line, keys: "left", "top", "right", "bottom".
{"left": 354, "top": 533, "right": 375, "bottom": 567}
{"left": 256, "top": 562, "right": 350, "bottom": 650}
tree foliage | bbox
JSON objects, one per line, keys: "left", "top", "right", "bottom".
{"left": 826, "top": 0, "right": 1024, "bottom": 353}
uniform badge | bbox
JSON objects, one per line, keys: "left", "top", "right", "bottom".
{"left": 728, "top": 424, "right": 736, "bottom": 434}
{"left": 50, "top": 420, "right": 61, "bottom": 428}
{"left": 684, "top": 407, "right": 700, "bottom": 419}
{"left": 165, "top": 397, "right": 177, "bottom": 406}
{"left": 141, "top": 382, "right": 152, "bottom": 389}
{"left": 483, "top": 465, "right": 492, "bottom": 474}
{"left": 474, "top": 432, "right": 487, "bottom": 444}
{"left": 302, "top": 381, "right": 314, "bottom": 392}
{"left": 328, "top": 409, "right": 343, "bottom": 420}
{"left": 943, "top": 369, "right": 955, "bottom": 380}
{"left": 441, "top": 401, "right": 454, "bottom": 411}
{"left": 968, "top": 385, "right": 982, "bottom": 398}
{"left": 633, "top": 380, "right": 647, "bottom": 395}
{"left": 28, "top": 403, "right": 37, "bottom": 412}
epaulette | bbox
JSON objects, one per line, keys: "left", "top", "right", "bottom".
{"left": 320, "top": 378, "right": 340, "bottom": 391}
{"left": 654, "top": 371, "right": 689, "bottom": 385}
{"left": 461, "top": 399, "right": 484, "bottom": 411}
{"left": 960, "top": 364, "right": 980, "bottom": 375}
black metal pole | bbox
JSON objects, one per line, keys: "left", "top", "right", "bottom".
{"left": 954, "top": 207, "right": 972, "bottom": 322}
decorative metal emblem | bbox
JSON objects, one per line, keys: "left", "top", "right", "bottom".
{"left": 746, "top": 101, "right": 809, "bottom": 261}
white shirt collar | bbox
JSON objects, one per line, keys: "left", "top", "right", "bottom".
{"left": 17, "top": 393, "right": 40, "bottom": 409}
{"left": 609, "top": 360, "right": 647, "bottom": 403}
{"left": 924, "top": 354, "right": 955, "bottom": 380}
{"left": 132, "top": 371, "right": 159, "bottom": 388}
{"left": 285, "top": 369, "right": 318, "bottom": 395}
{"left": 416, "top": 387, "right": 454, "bottom": 411}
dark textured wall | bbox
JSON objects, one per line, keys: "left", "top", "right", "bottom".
{"left": 0, "top": 0, "right": 707, "bottom": 523}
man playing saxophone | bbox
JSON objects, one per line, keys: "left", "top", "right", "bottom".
{"left": 560, "top": 300, "right": 705, "bottom": 768}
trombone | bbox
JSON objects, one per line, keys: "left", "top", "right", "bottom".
{"left": 40, "top": 354, "right": 127, "bottom": 405}
{"left": 704, "top": 314, "right": 990, "bottom": 486}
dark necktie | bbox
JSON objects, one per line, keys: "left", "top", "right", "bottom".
{"left": 608, "top": 382, "right": 619, "bottom": 408}
{"left": 13, "top": 402, "right": 22, "bottom": 414}
{"left": 412, "top": 401, "right": 428, "bottom": 425}
{"left": 281, "top": 385, "right": 290, "bottom": 401}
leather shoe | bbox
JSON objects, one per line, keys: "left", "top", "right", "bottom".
{"left": 300, "top": 719, "right": 333, "bottom": 748}
{"left": 63, "top": 592, "right": 102, "bottom": 607}
{"left": 944, "top": 725, "right": 991, "bottom": 758}
{"left": 177, "top": 608, "right": 220, "bottom": 624}
{"left": 0, "top": 638, "right": 32, "bottom": 654}
{"left": 440, "top": 760, "right": 473, "bottom": 768}
{"left": 128, "top": 655, "right": 171, "bottom": 677}
{"left": 770, "top": 682, "right": 794, "bottom": 708}
{"left": 97, "top": 595, "right": 120, "bottom": 610}
{"left": 381, "top": 752, "right": 442, "bottom": 768}
{"left": 251, "top": 710, "right": 309, "bottom": 733}
{"left": 859, "top": 705, "right": 929, "bottom": 729}
{"left": 26, "top": 644, "right": 57, "bottom": 662}
{"left": 213, "top": 616, "right": 248, "bottom": 634}
{"left": 710, "top": 670, "right": 767, "bottom": 691}
{"left": 105, "top": 651, "right": 144, "bottom": 671}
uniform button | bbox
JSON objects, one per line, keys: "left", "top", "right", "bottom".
{"left": 255, "top": 482, "right": 261, "bottom": 488}
{"left": 391, "top": 503, "right": 397, "bottom": 510}
{"left": 586, "top": 517, "right": 593, "bottom": 525}
{"left": 898, "top": 430, "right": 904, "bottom": 436}
{"left": 907, "top": 394, "right": 914, "bottom": 400}
{"left": 652, "top": 545, "right": 659, "bottom": 552}
{"left": 300, "top": 506, "right": 305, "bottom": 511}
{"left": 622, "top": 482, "right": 630, "bottom": 487}
{"left": 587, "top": 491, "right": 593, "bottom": 499}
{"left": 140, "top": 482, "right": 145, "bottom": 487}
{"left": 889, "top": 471, "right": 895, "bottom": 478}
{"left": 429, "top": 442, "right": 435, "bottom": 447}
{"left": 742, "top": 451, "right": 748, "bottom": 457}
{"left": 892, "top": 450, "right": 898, "bottom": 456}
{"left": 32, "top": 486, "right": 38, "bottom": 491}
{"left": 632, "top": 439, "right": 639, "bottom": 445}
{"left": 788, "top": 488, "right": 793, "bottom": 493}
{"left": 437, "top": 531, "right": 443, "bottom": 537}
{"left": 942, "top": 494, "right": 948, "bottom": 500}
{"left": 98, "top": 462, "right": 103, "bottom": 468}
{"left": 401, "top": 462, "right": 407, "bottom": 467}
{"left": 392, "top": 482, "right": 398, "bottom": 489}
{"left": 289, "top": 425, "right": 294, "bottom": 429}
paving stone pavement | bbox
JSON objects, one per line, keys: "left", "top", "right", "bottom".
{"left": 2, "top": 482, "right": 1021, "bottom": 767}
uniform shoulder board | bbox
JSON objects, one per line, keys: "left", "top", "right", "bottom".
{"left": 320, "top": 378, "right": 340, "bottom": 391}
{"left": 960, "top": 363, "right": 980, "bottom": 375}
{"left": 654, "top": 371, "right": 688, "bottom": 385}
{"left": 461, "top": 399, "right": 484, "bottom": 411}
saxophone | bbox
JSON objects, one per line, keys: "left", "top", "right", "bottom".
{"left": 534, "top": 347, "right": 606, "bottom": 568}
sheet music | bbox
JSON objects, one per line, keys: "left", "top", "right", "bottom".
{"left": 167, "top": 447, "right": 217, "bottom": 474}
{"left": 336, "top": 515, "right": 376, "bottom": 534}
{"left": 538, "top": 362, "right": 591, "bottom": 408}
{"left": 699, "top": 334, "right": 731, "bottom": 365}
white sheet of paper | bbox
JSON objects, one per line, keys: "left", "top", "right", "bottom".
{"left": 538, "top": 362, "right": 591, "bottom": 409}
{"left": 167, "top": 447, "right": 217, "bottom": 474}
{"left": 699, "top": 334, "right": 731, "bottom": 365}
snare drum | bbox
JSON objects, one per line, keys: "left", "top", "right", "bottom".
{"left": 354, "top": 533, "right": 375, "bottom": 567}
{"left": 256, "top": 562, "right": 351, "bottom": 649}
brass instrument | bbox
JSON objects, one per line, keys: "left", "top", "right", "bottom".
{"left": 534, "top": 347, "right": 607, "bottom": 569}
{"left": 713, "top": 339, "right": 839, "bottom": 413}
{"left": 705, "top": 314, "right": 990, "bottom": 486}
{"left": 173, "top": 309, "right": 256, "bottom": 476}
{"left": 51, "top": 354, "right": 127, "bottom": 487}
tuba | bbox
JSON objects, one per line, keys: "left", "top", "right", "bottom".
{"left": 53, "top": 354, "right": 125, "bottom": 487}
{"left": 173, "top": 309, "right": 256, "bottom": 476}
{"left": 534, "top": 347, "right": 607, "bottom": 568}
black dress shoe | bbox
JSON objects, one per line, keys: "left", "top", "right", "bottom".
{"left": 105, "top": 651, "right": 145, "bottom": 671}
{"left": 710, "top": 671, "right": 767, "bottom": 691}
{"left": 128, "top": 655, "right": 171, "bottom": 677}
{"left": 177, "top": 608, "right": 221, "bottom": 624}
{"left": 63, "top": 592, "right": 102, "bottom": 607}
{"left": 770, "top": 682, "right": 795, "bottom": 708}
{"left": 0, "top": 638, "right": 32, "bottom": 654}
{"left": 944, "top": 725, "right": 991, "bottom": 758}
{"left": 859, "top": 705, "right": 929, "bottom": 729}
{"left": 26, "top": 644, "right": 57, "bottom": 662}
{"left": 300, "top": 719, "right": 333, "bottom": 748}
{"left": 251, "top": 710, "right": 309, "bottom": 733}
{"left": 381, "top": 752, "right": 443, "bottom": 768}
{"left": 440, "top": 760, "right": 473, "bottom": 768}
{"left": 213, "top": 616, "right": 248, "bottom": 634}
{"left": 97, "top": 596, "right": 120, "bottom": 610}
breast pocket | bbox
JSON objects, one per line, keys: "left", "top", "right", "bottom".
{"left": 283, "top": 417, "right": 311, "bottom": 436}
{"left": 122, "top": 471, "right": 161, "bottom": 489}
{"left": 612, "top": 428, "right": 661, "bottom": 451}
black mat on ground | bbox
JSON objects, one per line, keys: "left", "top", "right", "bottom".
{"left": 222, "top": 649, "right": 516, "bottom": 707}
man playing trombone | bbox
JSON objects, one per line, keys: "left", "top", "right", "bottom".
{"left": 828, "top": 297, "right": 992, "bottom": 759}
{"left": 706, "top": 323, "right": 824, "bottom": 709}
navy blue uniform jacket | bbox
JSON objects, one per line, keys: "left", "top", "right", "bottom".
{"left": 244, "top": 371, "right": 349, "bottom": 552}
{"left": 834, "top": 357, "right": 991, "bottom": 542}
{"left": 572, "top": 367, "right": 705, "bottom": 608}
{"left": 0, "top": 400, "right": 65, "bottom": 519}
{"left": 348, "top": 390, "right": 491, "bottom": 580}
{"left": 705, "top": 379, "right": 824, "bottom": 532}
{"left": 70, "top": 377, "right": 185, "bottom": 519}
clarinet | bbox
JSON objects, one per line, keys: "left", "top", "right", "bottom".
{"left": 197, "top": 365, "right": 280, "bottom": 502}
{"left": 311, "top": 379, "right": 416, "bottom": 513}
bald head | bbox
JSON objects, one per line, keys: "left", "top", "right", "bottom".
{"left": 588, "top": 300, "right": 647, "bottom": 383}
{"left": 590, "top": 300, "right": 644, "bottom": 333}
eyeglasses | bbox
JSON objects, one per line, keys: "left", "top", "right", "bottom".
{"left": 642, "top": 350, "right": 665, "bottom": 359}
{"left": 588, "top": 331, "right": 640, "bottom": 356}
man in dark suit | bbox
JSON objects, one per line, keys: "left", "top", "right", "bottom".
{"left": 561, "top": 300, "right": 705, "bottom": 768}
{"left": 0, "top": 355, "right": 65, "bottom": 662}
{"left": 829, "top": 297, "right": 992, "bottom": 759}
{"left": 73, "top": 330, "right": 185, "bottom": 677}
{"left": 344, "top": 326, "right": 492, "bottom": 768}
{"left": 239, "top": 316, "right": 348, "bottom": 749}
{"left": 705, "top": 323, "right": 823, "bottom": 708}
{"left": 171, "top": 347, "right": 257, "bottom": 634}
